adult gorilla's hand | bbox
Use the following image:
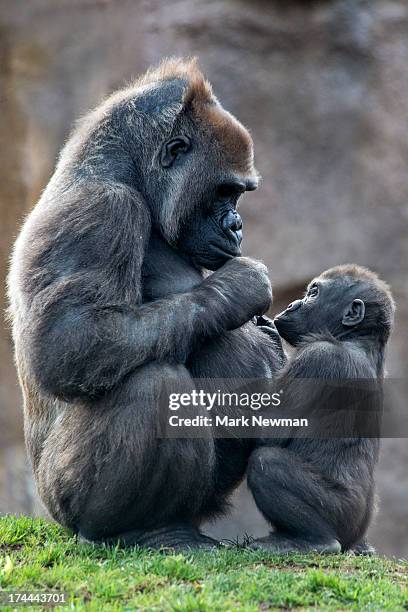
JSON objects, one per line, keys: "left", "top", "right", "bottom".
{"left": 199, "top": 257, "right": 272, "bottom": 332}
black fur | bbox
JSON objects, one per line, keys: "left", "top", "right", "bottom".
{"left": 8, "top": 59, "right": 282, "bottom": 549}
{"left": 247, "top": 265, "right": 395, "bottom": 553}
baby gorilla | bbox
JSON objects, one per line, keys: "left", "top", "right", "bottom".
{"left": 248, "top": 264, "right": 395, "bottom": 554}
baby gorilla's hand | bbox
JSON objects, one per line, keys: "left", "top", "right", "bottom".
{"left": 253, "top": 314, "right": 286, "bottom": 366}
{"left": 254, "top": 314, "right": 280, "bottom": 338}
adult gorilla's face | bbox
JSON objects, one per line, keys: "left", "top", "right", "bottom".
{"left": 155, "top": 101, "right": 259, "bottom": 271}
{"left": 177, "top": 176, "right": 258, "bottom": 270}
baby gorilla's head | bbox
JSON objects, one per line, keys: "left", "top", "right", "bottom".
{"left": 274, "top": 264, "right": 395, "bottom": 347}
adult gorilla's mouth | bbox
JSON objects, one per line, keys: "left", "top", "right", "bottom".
{"left": 195, "top": 240, "right": 242, "bottom": 271}
{"left": 208, "top": 241, "right": 242, "bottom": 260}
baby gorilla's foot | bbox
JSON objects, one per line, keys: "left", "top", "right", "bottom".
{"left": 248, "top": 532, "right": 341, "bottom": 554}
{"left": 351, "top": 540, "right": 376, "bottom": 556}
{"left": 79, "top": 524, "right": 220, "bottom": 551}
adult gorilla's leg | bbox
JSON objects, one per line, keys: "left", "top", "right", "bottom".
{"left": 185, "top": 324, "right": 284, "bottom": 515}
{"left": 352, "top": 540, "right": 376, "bottom": 556}
{"left": 184, "top": 324, "right": 286, "bottom": 516}
{"left": 37, "top": 362, "right": 218, "bottom": 550}
{"left": 247, "top": 447, "right": 342, "bottom": 553}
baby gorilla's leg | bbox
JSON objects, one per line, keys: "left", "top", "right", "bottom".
{"left": 247, "top": 447, "right": 342, "bottom": 553}
{"left": 352, "top": 540, "right": 376, "bottom": 556}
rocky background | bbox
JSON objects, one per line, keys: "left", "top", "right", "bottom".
{"left": 0, "top": 0, "right": 407, "bottom": 556}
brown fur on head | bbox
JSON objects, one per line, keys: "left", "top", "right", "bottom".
{"left": 128, "top": 57, "right": 257, "bottom": 250}
{"left": 76, "top": 56, "right": 254, "bottom": 185}
{"left": 134, "top": 57, "right": 213, "bottom": 107}
{"left": 135, "top": 57, "right": 254, "bottom": 174}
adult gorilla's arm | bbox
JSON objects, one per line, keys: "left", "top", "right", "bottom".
{"left": 25, "top": 183, "right": 271, "bottom": 402}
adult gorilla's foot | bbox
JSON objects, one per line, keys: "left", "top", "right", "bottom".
{"left": 248, "top": 533, "right": 341, "bottom": 554}
{"left": 79, "top": 524, "right": 219, "bottom": 551}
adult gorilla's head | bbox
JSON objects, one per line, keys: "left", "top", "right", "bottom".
{"left": 120, "top": 58, "right": 259, "bottom": 271}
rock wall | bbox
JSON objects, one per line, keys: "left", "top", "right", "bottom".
{"left": 1, "top": 0, "right": 407, "bottom": 556}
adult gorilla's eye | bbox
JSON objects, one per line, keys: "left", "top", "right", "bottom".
{"left": 161, "top": 136, "right": 191, "bottom": 168}
{"left": 307, "top": 284, "right": 319, "bottom": 298}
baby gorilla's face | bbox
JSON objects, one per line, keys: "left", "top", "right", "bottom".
{"left": 274, "top": 277, "right": 357, "bottom": 346}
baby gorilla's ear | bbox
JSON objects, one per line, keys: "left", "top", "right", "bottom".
{"left": 342, "top": 299, "right": 365, "bottom": 327}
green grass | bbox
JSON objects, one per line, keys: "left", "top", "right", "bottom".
{"left": 0, "top": 516, "right": 407, "bottom": 611}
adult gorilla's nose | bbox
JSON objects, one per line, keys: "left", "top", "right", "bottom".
{"left": 222, "top": 210, "right": 243, "bottom": 232}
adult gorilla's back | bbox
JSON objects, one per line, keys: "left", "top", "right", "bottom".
{"left": 8, "top": 59, "right": 283, "bottom": 549}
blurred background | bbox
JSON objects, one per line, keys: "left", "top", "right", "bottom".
{"left": 0, "top": 0, "right": 407, "bottom": 557}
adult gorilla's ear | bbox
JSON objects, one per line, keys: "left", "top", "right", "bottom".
{"left": 342, "top": 299, "right": 365, "bottom": 327}
{"left": 161, "top": 136, "right": 191, "bottom": 168}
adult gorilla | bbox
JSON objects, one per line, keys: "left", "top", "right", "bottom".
{"left": 8, "top": 59, "right": 283, "bottom": 549}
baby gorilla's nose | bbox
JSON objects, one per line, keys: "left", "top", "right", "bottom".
{"left": 286, "top": 299, "right": 302, "bottom": 312}
{"left": 222, "top": 210, "right": 243, "bottom": 232}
